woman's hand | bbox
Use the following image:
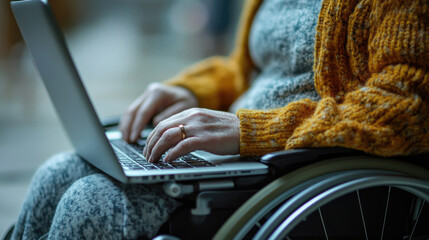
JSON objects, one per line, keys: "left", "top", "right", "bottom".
{"left": 143, "top": 108, "right": 240, "bottom": 163}
{"left": 119, "top": 83, "right": 198, "bottom": 143}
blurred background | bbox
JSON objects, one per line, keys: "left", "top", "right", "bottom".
{"left": 0, "top": 0, "right": 243, "bottom": 234}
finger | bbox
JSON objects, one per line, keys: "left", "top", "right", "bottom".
{"left": 119, "top": 92, "right": 149, "bottom": 142}
{"left": 145, "top": 107, "right": 195, "bottom": 145}
{"left": 119, "top": 110, "right": 136, "bottom": 142}
{"left": 164, "top": 137, "right": 201, "bottom": 162}
{"left": 144, "top": 110, "right": 186, "bottom": 156}
{"left": 147, "top": 127, "right": 182, "bottom": 163}
{"left": 130, "top": 95, "right": 160, "bottom": 143}
{"left": 143, "top": 117, "right": 185, "bottom": 158}
{"left": 153, "top": 101, "right": 190, "bottom": 126}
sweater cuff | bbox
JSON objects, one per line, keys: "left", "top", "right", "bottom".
{"left": 165, "top": 57, "right": 238, "bottom": 110}
{"left": 237, "top": 109, "right": 285, "bottom": 156}
{"left": 165, "top": 77, "right": 220, "bottom": 110}
{"left": 237, "top": 99, "right": 318, "bottom": 156}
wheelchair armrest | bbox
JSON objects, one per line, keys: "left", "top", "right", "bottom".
{"left": 261, "top": 147, "right": 365, "bottom": 169}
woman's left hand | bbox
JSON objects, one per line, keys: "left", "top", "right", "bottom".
{"left": 143, "top": 108, "right": 240, "bottom": 163}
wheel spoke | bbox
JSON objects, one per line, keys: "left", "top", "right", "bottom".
{"left": 380, "top": 186, "right": 391, "bottom": 240}
{"left": 318, "top": 208, "right": 329, "bottom": 240}
{"left": 409, "top": 200, "right": 425, "bottom": 240}
{"left": 356, "top": 190, "right": 369, "bottom": 240}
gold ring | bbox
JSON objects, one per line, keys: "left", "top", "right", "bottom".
{"left": 178, "top": 124, "right": 186, "bottom": 140}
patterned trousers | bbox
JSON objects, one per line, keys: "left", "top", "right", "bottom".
{"left": 11, "top": 153, "right": 180, "bottom": 240}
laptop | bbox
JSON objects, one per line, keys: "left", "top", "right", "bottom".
{"left": 11, "top": 0, "right": 268, "bottom": 184}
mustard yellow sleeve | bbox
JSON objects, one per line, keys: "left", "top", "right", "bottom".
{"left": 165, "top": 57, "right": 245, "bottom": 111}
{"left": 238, "top": 0, "right": 429, "bottom": 157}
{"left": 165, "top": 0, "right": 263, "bottom": 111}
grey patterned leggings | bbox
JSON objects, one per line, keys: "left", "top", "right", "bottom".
{"left": 11, "top": 152, "right": 181, "bottom": 240}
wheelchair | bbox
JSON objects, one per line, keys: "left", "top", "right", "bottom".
{"left": 154, "top": 148, "right": 429, "bottom": 240}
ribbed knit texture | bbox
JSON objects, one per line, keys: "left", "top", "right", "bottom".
{"left": 168, "top": 0, "right": 429, "bottom": 157}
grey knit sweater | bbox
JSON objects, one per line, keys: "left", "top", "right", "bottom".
{"left": 231, "top": 0, "right": 323, "bottom": 111}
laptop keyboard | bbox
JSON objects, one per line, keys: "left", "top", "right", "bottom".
{"left": 109, "top": 139, "right": 215, "bottom": 170}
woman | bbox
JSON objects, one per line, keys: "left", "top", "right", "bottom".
{"left": 11, "top": 0, "right": 429, "bottom": 239}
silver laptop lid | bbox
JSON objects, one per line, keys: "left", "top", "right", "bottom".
{"left": 11, "top": 0, "right": 127, "bottom": 182}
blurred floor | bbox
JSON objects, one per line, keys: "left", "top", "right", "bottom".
{"left": 0, "top": 3, "right": 236, "bottom": 233}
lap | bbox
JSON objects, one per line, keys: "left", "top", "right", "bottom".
{"left": 51, "top": 173, "right": 180, "bottom": 239}
{"left": 14, "top": 152, "right": 181, "bottom": 239}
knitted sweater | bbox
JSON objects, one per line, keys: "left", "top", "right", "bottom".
{"left": 231, "top": 0, "right": 322, "bottom": 111}
{"left": 166, "top": 0, "right": 429, "bottom": 157}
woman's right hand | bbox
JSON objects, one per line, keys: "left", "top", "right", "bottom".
{"left": 119, "top": 83, "right": 198, "bottom": 143}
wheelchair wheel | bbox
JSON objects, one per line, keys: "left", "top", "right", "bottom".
{"left": 214, "top": 157, "right": 429, "bottom": 240}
